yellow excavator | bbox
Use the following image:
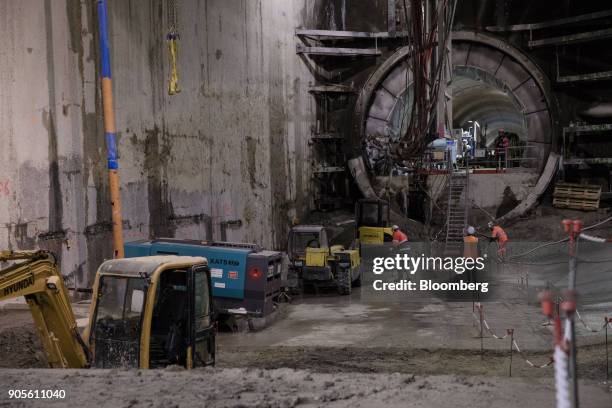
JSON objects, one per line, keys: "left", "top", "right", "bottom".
{"left": 0, "top": 250, "right": 215, "bottom": 369}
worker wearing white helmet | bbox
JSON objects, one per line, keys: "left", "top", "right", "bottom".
{"left": 392, "top": 225, "right": 408, "bottom": 246}
{"left": 463, "top": 226, "right": 479, "bottom": 297}
{"left": 463, "top": 225, "right": 479, "bottom": 260}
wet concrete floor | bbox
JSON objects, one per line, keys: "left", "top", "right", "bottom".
{"left": 220, "top": 242, "right": 612, "bottom": 352}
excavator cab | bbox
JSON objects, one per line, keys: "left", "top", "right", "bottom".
{"left": 85, "top": 256, "right": 216, "bottom": 369}
{"left": 355, "top": 199, "right": 393, "bottom": 245}
{"left": 0, "top": 251, "right": 215, "bottom": 369}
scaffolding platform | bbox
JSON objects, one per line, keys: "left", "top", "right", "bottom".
{"left": 296, "top": 44, "right": 381, "bottom": 57}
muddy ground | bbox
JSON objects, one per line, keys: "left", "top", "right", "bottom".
{"left": 1, "top": 314, "right": 611, "bottom": 407}
{"left": 1, "top": 367, "right": 611, "bottom": 408}
{"left": 0, "top": 311, "right": 46, "bottom": 368}
{"left": 2, "top": 314, "right": 610, "bottom": 379}
{"left": 218, "top": 343, "right": 610, "bottom": 380}
{"left": 502, "top": 208, "right": 611, "bottom": 241}
{"left": 1, "top": 223, "right": 611, "bottom": 407}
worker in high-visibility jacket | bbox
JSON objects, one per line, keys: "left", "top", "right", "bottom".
{"left": 488, "top": 221, "right": 508, "bottom": 259}
{"left": 463, "top": 226, "right": 479, "bottom": 259}
{"left": 464, "top": 226, "right": 479, "bottom": 298}
{"left": 392, "top": 225, "right": 408, "bottom": 246}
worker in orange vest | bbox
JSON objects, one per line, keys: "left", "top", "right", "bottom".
{"left": 463, "top": 226, "right": 479, "bottom": 260}
{"left": 392, "top": 225, "right": 408, "bottom": 247}
{"left": 488, "top": 221, "right": 508, "bottom": 260}
{"left": 464, "top": 226, "right": 479, "bottom": 300}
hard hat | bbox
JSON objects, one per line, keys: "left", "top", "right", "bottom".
{"left": 487, "top": 221, "right": 494, "bottom": 229}
{"left": 392, "top": 225, "right": 399, "bottom": 231}
{"left": 466, "top": 226, "right": 475, "bottom": 235}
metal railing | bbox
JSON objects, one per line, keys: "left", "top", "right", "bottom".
{"left": 459, "top": 143, "right": 541, "bottom": 171}
{"left": 421, "top": 142, "right": 540, "bottom": 173}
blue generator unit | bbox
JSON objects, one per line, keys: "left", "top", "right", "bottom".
{"left": 124, "top": 238, "right": 282, "bottom": 317}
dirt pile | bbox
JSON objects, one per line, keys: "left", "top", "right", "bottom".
{"left": 503, "top": 208, "right": 610, "bottom": 241}
{"left": 0, "top": 326, "right": 47, "bottom": 368}
{"left": 0, "top": 310, "right": 47, "bottom": 368}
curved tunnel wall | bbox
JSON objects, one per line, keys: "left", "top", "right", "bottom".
{"left": 451, "top": 32, "right": 556, "bottom": 150}
{"left": 349, "top": 31, "right": 558, "bottom": 208}
{"left": 452, "top": 67, "right": 528, "bottom": 143}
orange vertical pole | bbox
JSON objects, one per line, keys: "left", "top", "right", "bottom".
{"left": 97, "top": 0, "right": 124, "bottom": 258}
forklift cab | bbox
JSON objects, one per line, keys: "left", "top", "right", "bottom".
{"left": 287, "top": 225, "right": 330, "bottom": 262}
{"left": 287, "top": 225, "right": 360, "bottom": 294}
{"left": 85, "top": 256, "right": 216, "bottom": 369}
{"left": 355, "top": 199, "right": 393, "bottom": 245}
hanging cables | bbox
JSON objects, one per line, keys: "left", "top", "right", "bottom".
{"left": 581, "top": 216, "right": 612, "bottom": 232}
{"left": 396, "top": 0, "right": 456, "bottom": 160}
{"left": 508, "top": 216, "right": 612, "bottom": 260}
{"left": 167, "top": 0, "right": 181, "bottom": 95}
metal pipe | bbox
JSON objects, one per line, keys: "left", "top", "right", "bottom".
{"left": 479, "top": 304, "right": 484, "bottom": 358}
{"left": 508, "top": 329, "right": 514, "bottom": 377}
{"left": 436, "top": 0, "right": 446, "bottom": 138}
{"left": 388, "top": 0, "right": 396, "bottom": 34}
{"left": 96, "top": 0, "right": 124, "bottom": 258}
{"left": 579, "top": 103, "right": 612, "bottom": 119}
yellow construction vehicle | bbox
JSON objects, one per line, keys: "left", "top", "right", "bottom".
{"left": 355, "top": 198, "right": 393, "bottom": 245}
{"left": 287, "top": 225, "right": 361, "bottom": 295}
{"left": 0, "top": 250, "right": 215, "bottom": 369}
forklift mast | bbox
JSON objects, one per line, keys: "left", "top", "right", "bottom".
{"left": 355, "top": 199, "right": 394, "bottom": 245}
{"left": 355, "top": 199, "right": 390, "bottom": 228}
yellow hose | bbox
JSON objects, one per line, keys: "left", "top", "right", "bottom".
{"left": 168, "top": 36, "right": 180, "bottom": 95}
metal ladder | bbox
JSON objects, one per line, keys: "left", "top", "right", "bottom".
{"left": 444, "top": 169, "right": 469, "bottom": 255}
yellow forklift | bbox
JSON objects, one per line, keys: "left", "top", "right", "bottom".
{"left": 287, "top": 225, "right": 361, "bottom": 295}
{"left": 355, "top": 198, "right": 394, "bottom": 245}
{"left": 0, "top": 250, "right": 215, "bottom": 369}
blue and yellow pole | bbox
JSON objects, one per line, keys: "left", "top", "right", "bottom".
{"left": 96, "top": 0, "right": 124, "bottom": 258}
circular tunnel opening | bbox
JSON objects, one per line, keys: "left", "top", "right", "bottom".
{"left": 351, "top": 32, "right": 557, "bottom": 223}
{"left": 451, "top": 66, "right": 528, "bottom": 150}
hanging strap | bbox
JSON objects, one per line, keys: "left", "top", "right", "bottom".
{"left": 167, "top": 0, "right": 180, "bottom": 95}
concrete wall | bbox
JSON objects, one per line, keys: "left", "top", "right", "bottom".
{"left": 468, "top": 172, "right": 538, "bottom": 210}
{"left": 427, "top": 171, "right": 539, "bottom": 216}
{"left": 0, "top": 0, "right": 318, "bottom": 287}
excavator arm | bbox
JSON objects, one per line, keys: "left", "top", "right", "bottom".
{"left": 0, "top": 250, "right": 89, "bottom": 368}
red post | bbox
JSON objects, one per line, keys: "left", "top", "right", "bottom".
{"left": 477, "top": 303, "right": 484, "bottom": 358}
{"left": 606, "top": 317, "right": 611, "bottom": 380}
{"left": 562, "top": 219, "right": 582, "bottom": 408}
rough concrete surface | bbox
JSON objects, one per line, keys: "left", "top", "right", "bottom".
{"left": 0, "top": 0, "right": 319, "bottom": 288}
{"left": 0, "top": 367, "right": 610, "bottom": 408}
